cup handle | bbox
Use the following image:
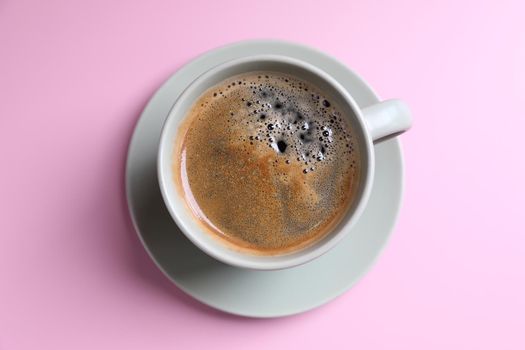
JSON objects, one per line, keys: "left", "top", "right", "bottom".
{"left": 362, "top": 99, "right": 412, "bottom": 142}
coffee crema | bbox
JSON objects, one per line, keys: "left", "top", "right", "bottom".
{"left": 174, "top": 72, "right": 360, "bottom": 255}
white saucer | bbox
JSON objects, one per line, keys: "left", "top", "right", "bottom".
{"left": 126, "top": 40, "right": 404, "bottom": 318}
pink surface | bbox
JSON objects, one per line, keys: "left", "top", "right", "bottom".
{"left": 1, "top": 0, "right": 524, "bottom": 348}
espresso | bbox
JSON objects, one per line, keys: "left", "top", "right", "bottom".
{"left": 174, "top": 72, "right": 360, "bottom": 255}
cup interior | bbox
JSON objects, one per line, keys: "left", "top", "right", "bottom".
{"left": 158, "top": 55, "right": 374, "bottom": 270}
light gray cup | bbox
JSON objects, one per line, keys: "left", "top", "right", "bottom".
{"left": 158, "top": 55, "right": 411, "bottom": 270}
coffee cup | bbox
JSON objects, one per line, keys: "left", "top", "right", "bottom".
{"left": 158, "top": 55, "right": 411, "bottom": 270}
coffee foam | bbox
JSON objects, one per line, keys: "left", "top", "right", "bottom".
{"left": 174, "top": 72, "right": 360, "bottom": 255}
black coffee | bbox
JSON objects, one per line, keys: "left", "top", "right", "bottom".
{"left": 174, "top": 72, "right": 360, "bottom": 255}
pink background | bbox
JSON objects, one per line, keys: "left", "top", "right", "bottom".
{"left": 1, "top": 0, "right": 524, "bottom": 348}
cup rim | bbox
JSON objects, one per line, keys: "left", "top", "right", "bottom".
{"left": 158, "top": 54, "right": 375, "bottom": 270}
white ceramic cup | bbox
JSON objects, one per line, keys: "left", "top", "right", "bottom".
{"left": 158, "top": 55, "right": 411, "bottom": 270}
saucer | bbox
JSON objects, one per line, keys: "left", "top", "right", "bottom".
{"left": 126, "top": 40, "right": 404, "bottom": 318}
